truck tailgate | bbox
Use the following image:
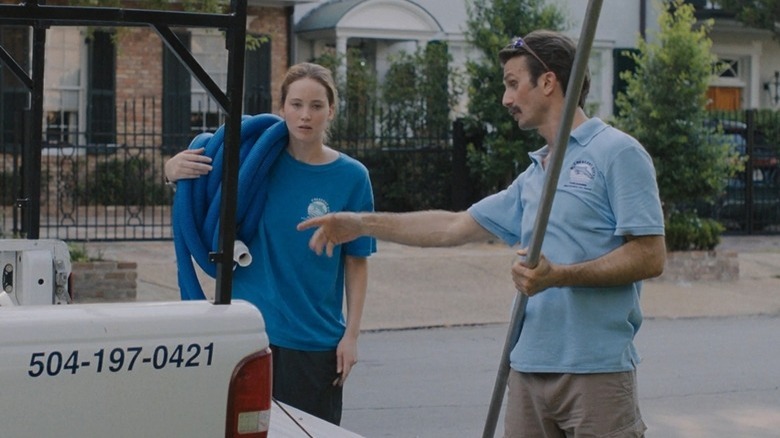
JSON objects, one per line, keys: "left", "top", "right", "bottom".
{"left": 0, "top": 300, "right": 269, "bottom": 437}
{"left": 271, "top": 401, "right": 365, "bottom": 437}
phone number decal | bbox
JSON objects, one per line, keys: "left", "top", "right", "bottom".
{"left": 27, "top": 343, "right": 214, "bottom": 377}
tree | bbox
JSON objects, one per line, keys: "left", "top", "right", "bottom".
{"left": 463, "top": 0, "right": 566, "bottom": 195}
{"left": 381, "top": 42, "right": 462, "bottom": 141}
{"left": 66, "top": 1, "right": 266, "bottom": 49}
{"left": 614, "top": 0, "right": 738, "bottom": 250}
{"left": 67, "top": 0, "right": 225, "bottom": 13}
{"left": 317, "top": 45, "right": 464, "bottom": 212}
{"left": 314, "top": 48, "right": 378, "bottom": 145}
{"left": 317, "top": 43, "right": 464, "bottom": 149}
{"left": 716, "top": 0, "right": 780, "bottom": 38}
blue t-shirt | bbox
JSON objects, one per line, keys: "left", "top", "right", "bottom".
{"left": 233, "top": 150, "right": 376, "bottom": 351}
{"left": 468, "top": 118, "right": 664, "bottom": 373}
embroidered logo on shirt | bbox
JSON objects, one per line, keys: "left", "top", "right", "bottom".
{"left": 564, "top": 160, "right": 596, "bottom": 190}
{"left": 305, "top": 198, "right": 330, "bottom": 220}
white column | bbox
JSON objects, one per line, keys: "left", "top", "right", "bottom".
{"left": 750, "top": 40, "right": 763, "bottom": 109}
{"left": 336, "top": 35, "right": 348, "bottom": 86}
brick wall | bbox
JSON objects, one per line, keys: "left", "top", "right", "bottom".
{"left": 112, "top": 6, "right": 291, "bottom": 134}
{"left": 72, "top": 261, "right": 138, "bottom": 303}
{"left": 115, "top": 28, "right": 164, "bottom": 147}
{"left": 248, "top": 6, "right": 291, "bottom": 114}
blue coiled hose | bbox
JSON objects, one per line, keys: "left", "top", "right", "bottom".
{"left": 173, "top": 113, "right": 288, "bottom": 300}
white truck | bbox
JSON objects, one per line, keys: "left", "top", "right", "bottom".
{"left": 0, "top": 239, "right": 363, "bottom": 437}
{"left": 1, "top": 1, "right": 364, "bottom": 434}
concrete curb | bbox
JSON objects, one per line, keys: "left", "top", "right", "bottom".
{"left": 84, "top": 235, "right": 780, "bottom": 331}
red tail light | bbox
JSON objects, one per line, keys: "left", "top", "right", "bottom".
{"left": 226, "top": 348, "right": 272, "bottom": 437}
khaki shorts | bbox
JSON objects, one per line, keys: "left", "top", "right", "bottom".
{"left": 504, "top": 370, "right": 647, "bottom": 438}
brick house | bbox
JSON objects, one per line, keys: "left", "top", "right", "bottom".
{"left": 0, "top": 0, "right": 314, "bottom": 153}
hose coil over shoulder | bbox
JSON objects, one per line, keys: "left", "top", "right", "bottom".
{"left": 173, "top": 114, "right": 288, "bottom": 300}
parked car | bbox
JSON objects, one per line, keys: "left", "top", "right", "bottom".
{"left": 706, "top": 120, "right": 780, "bottom": 231}
{"left": 716, "top": 119, "right": 779, "bottom": 170}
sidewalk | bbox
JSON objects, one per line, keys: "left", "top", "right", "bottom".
{"left": 86, "top": 235, "right": 780, "bottom": 331}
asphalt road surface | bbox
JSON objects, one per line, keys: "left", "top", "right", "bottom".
{"left": 340, "top": 315, "right": 780, "bottom": 438}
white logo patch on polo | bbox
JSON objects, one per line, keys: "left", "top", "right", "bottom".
{"left": 564, "top": 160, "right": 596, "bottom": 190}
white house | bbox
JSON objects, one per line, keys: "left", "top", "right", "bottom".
{"left": 292, "top": 0, "right": 780, "bottom": 118}
{"left": 293, "top": 0, "right": 475, "bottom": 108}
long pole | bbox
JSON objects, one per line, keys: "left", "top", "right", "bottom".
{"left": 481, "top": 1, "right": 604, "bottom": 436}
{"left": 213, "top": 0, "right": 247, "bottom": 305}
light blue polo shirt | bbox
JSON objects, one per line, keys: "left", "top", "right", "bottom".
{"left": 468, "top": 117, "right": 664, "bottom": 373}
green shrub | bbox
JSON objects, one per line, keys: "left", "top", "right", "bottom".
{"left": 76, "top": 157, "right": 170, "bottom": 205}
{"left": 67, "top": 242, "right": 104, "bottom": 262}
{"left": 67, "top": 243, "right": 90, "bottom": 262}
{"left": 665, "top": 210, "right": 724, "bottom": 251}
{"left": 356, "top": 148, "right": 452, "bottom": 212}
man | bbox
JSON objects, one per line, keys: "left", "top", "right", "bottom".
{"left": 298, "top": 29, "right": 665, "bottom": 437}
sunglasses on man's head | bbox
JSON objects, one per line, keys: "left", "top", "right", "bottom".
{"left": 511, "top": 36, "right": 551, "bottom": 72}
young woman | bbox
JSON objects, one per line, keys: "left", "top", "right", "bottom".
{"left": 164, "top": 62, "right": 376, "bottom": 425}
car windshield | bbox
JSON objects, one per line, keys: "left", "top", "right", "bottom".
{"left": 722, "top": 133, "right": 746, "bottom": 154}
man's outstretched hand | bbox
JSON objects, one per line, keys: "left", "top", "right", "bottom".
{"left": 297, "top": 212, "right": 364, "bottom": 257}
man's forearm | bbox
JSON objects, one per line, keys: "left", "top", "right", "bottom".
{"left": 359, "top": 210, "right": 491, "bottom": 247}
{"left": 553, "top": 235, "right": 666, "bottom": 287}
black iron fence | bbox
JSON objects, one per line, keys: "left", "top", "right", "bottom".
{"left": 1, "top": 105, "right": 778, "bottom": 241}
{"left": 329, "top": 104, "right": 470, "bottom": 213}
{"left": 0, "top": 99, "right": 472, "bottom": 241}
{"left": 1, "top": 98, "right": 174, "bottom": 241}
{"left": 700, "top": 109, "right": 780, "bottom": 233}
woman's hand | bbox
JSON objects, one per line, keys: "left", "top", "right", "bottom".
{"left": 164, "top": 148, "right": 213, "bottom": 182}
{"left": 334, "top": 335, "right": 358, "bottom": 386}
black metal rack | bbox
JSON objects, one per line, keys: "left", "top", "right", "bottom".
{"left": 0, "top": 0, "right": 249, "bottom": 304}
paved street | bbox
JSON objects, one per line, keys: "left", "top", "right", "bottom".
{"left": 85, "top": 234, "right": 780, "bottom": 437}
{"left": 340, "top": 316, "right": 780, "bottom": 438}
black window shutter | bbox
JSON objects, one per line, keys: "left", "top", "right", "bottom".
{"left": 162, "top": 31, "right": 192, "bottom": 153}
{"left": 1, "top": 26, "right": 31, "bottom": 147}
{"left": 612, "top": 47, "right": 640, "bottom": 116}
{"left": 87, "top": 30, "right": 116, "bottom": 145}
{"left": 244, "top": 35, "right": 271, "bottom": 115}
